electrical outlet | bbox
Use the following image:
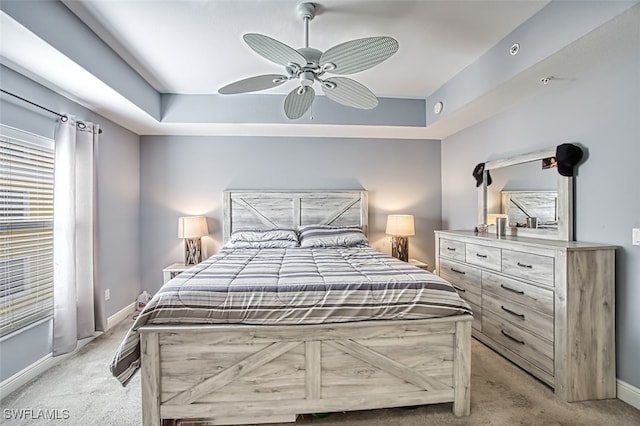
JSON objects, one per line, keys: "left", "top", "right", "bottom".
{"left": 104, "top": 289, "right": 111, "bottom": 301}
{"left": 633, "top": 228, "right": 640, "bottom": 246}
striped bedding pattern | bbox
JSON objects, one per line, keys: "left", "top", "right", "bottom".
{"left": 110, "top": 246, "right": 472, "bottom": 385}
{"left": 299, "top": 224, "right": 368, "bottom": 247}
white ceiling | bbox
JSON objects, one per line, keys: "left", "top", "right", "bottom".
{"left": 63, "top": 0, "right": 548, "bottom": 98}
{"left": 12, "top": 1, "right": 634, "bottom": 139}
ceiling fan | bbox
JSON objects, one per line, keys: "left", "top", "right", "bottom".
{"left": 218, "top": 2, "right": 399, "bottom": 119}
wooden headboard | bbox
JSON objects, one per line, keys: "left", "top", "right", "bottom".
{"left": 223, "top": 190, "right": 368, "bottom": 242}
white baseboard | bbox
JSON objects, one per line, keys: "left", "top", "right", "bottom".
{"left": 106, "top": 302, "right": 136, "bottom": 331}
{"left": 618, "top": 379, "right": 640, "bottom": 410}
{"left": 0, "top": 335, "right": 93, "bottom": 400}
{"left": 1, "top": 302, "right": 135, "bottom": 400}
{"left": 1, "top": 353, "right": 53, "bottom": 401}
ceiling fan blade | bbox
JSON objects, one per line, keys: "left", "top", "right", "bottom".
{"left": 218, "top": 74, "right": 288, "bottom": 95}
{"left": 320, "top": 36, "right": 399, "bottom": 75}
{"left": 322, "top": 77, "right": 378, "bottom": 110}
{"left": 244, "top": 33, "right": 307, "bottom": 67}
{"left": 284, "top": 86, "right": 315, "bottom": 119}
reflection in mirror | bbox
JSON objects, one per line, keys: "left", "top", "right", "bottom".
{"left": 501, "top": 191, "right": 558, "bottom": 229}
{"left": 487, "top": 159, "right": 558, "bottom": 230}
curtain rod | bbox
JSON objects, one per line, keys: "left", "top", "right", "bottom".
{"left": 1, "top": 88, "right": 103, "bottom": 134}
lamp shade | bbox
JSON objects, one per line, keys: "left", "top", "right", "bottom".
{"left": 178, "top": 216, "right": 208, "bottom": 239}
{"left": 385, "top": 214, "right": 415, "bottom": 236}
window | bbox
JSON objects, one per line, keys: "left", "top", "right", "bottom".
{"left": 0, "top": 125, "right": 54, "bottom": 338}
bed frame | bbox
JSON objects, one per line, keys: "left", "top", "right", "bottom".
{"left": 140, "top": 190, "right": 472, "bottom": 425}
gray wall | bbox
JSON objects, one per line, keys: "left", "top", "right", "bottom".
{"left": 139, "top": 136, "right": 441, "bottom": 294}
{"left": 441, "top": 36, "right": 640, "bottom": 388}
{"left": 0, "top": 65, "right": 141, "bottom": 381}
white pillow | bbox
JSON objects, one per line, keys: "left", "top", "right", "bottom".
{"left": 229, "top": 228, "right": 298, "bottom": 243}
{"left": 298, "top": 225, "right": 368, "bottom": 248}
{"left": 224, "top": 239, "right": 299, "bottom": 249}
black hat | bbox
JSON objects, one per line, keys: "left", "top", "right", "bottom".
{"left": 555, "top": 143, "right": 583, "bottom": 177}
{"left": 472, "top": 163, "right": 492, "bottom": 187}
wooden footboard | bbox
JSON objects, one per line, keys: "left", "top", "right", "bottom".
{"left": 140, "top": 315, "right": 472, "bottom": 425}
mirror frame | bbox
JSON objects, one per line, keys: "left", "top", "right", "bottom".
{"left": 478, "top": 147, "right": 574, "bottom": 241}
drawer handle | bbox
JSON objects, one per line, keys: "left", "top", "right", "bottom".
{"left": 501, "top": 330, "right": 525, "bottom": 345}
{"left": 447, "top": 247, "right": 457, "bottom": 251}
{"left": 501, "top": 305, "right": 525, "bottom": 320}
{"left": 476, "top": 253, "right": 488, "bottom": 259}
{"left": 453, "top": 285, "right": 466, "bottom": 293}
{"left": 500, "top": 284, "right": 525, "bottom": 295}
{"left": 450, "top": 267, "right": 466, "bottom": 275}
{"left": 517, "top": 262, "right": 533, "bottom": 269}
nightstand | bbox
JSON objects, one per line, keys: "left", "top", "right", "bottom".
{"left": 408, "top": 258, "right": 430, "bottom": 271}
{"left": 162, "top": 263, "right": 191, "bottom": 284}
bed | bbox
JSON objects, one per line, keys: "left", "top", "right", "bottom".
{"left": 111, "top": 190, "right": 472, "bottom": 425}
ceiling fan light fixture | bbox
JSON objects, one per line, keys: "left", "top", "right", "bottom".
{"left": 300, "top": 71, "right": 315, "bottom": 86}
{"left": 219, "top": 2, "right": 399, "bottom": 119}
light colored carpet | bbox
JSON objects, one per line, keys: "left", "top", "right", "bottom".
{"left": 2, "top": 318, "right": 639, "bottom": 426}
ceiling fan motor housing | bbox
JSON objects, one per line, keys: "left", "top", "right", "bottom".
{"left": 297, "top": 47, "right": 321, "bottom": 67}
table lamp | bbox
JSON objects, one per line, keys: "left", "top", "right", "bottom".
{"left": 386, "top": 214, "right": 415, "bottom": 262}
{"left": 178, "top": 216, "right": 208, "bottom": 265}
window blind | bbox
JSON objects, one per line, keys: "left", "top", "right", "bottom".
{"left": 0, "top": 126, "right": 54, "bottom": 338}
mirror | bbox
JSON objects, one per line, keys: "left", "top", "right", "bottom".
{"left": 478, "top": 147, "right": 574, "bottom": 241}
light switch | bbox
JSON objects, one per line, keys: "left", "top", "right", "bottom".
{"left": 633, "top": 228, "right": 640, "bottom": 246}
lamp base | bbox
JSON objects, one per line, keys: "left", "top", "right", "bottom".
{"left": 391, "top": 236, "right": 409, "bottom": 262}
{"left": 184, "top": 238, "right": 202, "bottom": 265}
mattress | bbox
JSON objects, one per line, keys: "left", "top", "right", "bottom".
{"left": 110, "top": 246, "right": 471, "bottom": 385}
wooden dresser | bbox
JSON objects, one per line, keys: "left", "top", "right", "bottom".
{"left": 434, "top": 230, "right": 616, "bottom": 402}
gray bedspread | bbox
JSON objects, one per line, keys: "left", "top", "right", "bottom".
{"left": 110, "top": 246, "right": 471, "bottom": 385}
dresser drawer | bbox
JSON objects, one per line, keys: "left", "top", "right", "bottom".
{"left": 439, "top": 239, "right": 466, "bottom": 262}
{"left": 482, "top": 271, "right": 554, "bottom": 317}
{"left": 465, "top": 243, "right": 501, "bottom": 271}
{"left": 483, "top": 291, "right": 553, "bottom": 341}
{"left": 439, "top": 259, "right": 481, "bottom": 306}
{"left": 502, "top": 249, "right": 554, "bottom": 286}
{"left": 483, "top": 313, "right": 554, "bottom": 375}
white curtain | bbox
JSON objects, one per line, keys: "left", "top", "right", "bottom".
{"left": 52, "top": 116, "right": 106, "bottom": 356}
